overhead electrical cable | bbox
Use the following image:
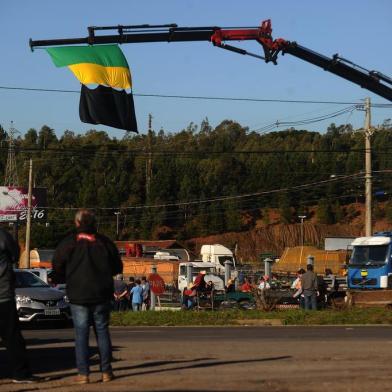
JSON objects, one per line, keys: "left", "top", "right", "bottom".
{"left": 40, "top": 172, "right": 364, "bottom": 211}
{"left": 1, "top": 85, "right": 392, "bottom": 107}
{"left": 255, "top": 105, "right": 358, "bottom": 133}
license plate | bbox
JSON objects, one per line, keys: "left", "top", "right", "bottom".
{"left": 44, "top": 308, "right": 60, "bottom": 316}
{"left": 361, "top": 270, "right": 368, "bottom": 277}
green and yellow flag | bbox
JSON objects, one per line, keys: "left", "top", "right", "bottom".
{"left": 46, "top": 45, "right": 132, "bottom": 89}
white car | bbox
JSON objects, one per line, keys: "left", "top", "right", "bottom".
{"left": 15, "top": 269, "right": 71, "bottom": 322}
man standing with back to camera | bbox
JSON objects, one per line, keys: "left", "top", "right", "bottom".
{"left": 0, "top": 227, "right": 39, "bottom": 383}
{"left": 52, "top": 209, "right": 123, "bottom": 384}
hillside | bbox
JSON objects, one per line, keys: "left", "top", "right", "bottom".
{"left": 186, "top": 203, "right": 391, "bottom": 262}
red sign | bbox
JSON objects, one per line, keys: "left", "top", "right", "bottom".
{"left": 148, "top": 273, "right": 166, "bottom": 295}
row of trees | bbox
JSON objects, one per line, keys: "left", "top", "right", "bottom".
{"left": 0, "top": 117, "right": 391, "bottom": 247}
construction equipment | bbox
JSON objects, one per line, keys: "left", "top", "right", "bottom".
{"left": 30, "top": 20, "right": 392, "bottom": 101}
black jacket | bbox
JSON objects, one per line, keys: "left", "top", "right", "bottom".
{"left": 0, "top": 228, "right": 20, "bottom": 302}
{"left": 52, "top": 228, "right": 123, "bottom": 305}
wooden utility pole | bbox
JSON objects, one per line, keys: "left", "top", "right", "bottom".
{"left": 24, "top": 159, "right": 33, "bottom": 269}
{"left": 364, "top": 98, "right": 373, "bottom": 237}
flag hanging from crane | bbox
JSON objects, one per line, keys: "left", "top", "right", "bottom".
{"left": 46, "top": 45, "right": 137, "bottom": 132}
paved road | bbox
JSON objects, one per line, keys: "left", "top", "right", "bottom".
{"left": 1, "top": 325, "right": 392, "bottom": 391}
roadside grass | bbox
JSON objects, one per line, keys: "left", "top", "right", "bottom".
{"left": 110, "top": 307, "right": 392, "bottom": 326}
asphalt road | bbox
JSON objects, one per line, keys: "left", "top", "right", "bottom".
{"left": 2, "top": 325, "right": 392, "bottom": 391}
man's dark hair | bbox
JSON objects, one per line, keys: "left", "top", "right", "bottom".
{"left": 135, "top": 279, "right": 141, "bottom": 285}
{"left": 306, "top": 264, "right": 314, "bottom": 271}
{"left": 129, "top": 277, "right": 135, "bottom": 282}
{"left": 75, "top": 209, "right": 96, "bottom": 230}
{"left": 298, "top": 268, "right": 306, "bottom": 274}
{"left": 141, "top": 276, "right": 146, "bottom": 281}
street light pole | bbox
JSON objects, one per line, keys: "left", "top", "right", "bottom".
{"left": 298, "top": 215, "right": 306, "bottom": 247}
{"left": 298, "top": 215, "right": 306, "bottom": 270}
{"left": 114, "top": 211, "right": 121, "bottom": 240}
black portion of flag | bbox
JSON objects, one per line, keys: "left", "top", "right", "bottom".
{"left": 79, "top": 84, "right": 138, "bottom": 133}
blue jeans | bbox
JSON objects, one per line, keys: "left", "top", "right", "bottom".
{"left": 70, "top": 301, "right": 112, "bottom": 375}
{"left": 304, "top": 292, "right": 317, "bottom": 310}
{"left": 132, "top": 303, "right": 141, "bottom": 311}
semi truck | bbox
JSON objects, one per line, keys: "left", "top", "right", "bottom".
{"left": 200, "top": 244, "right": 236, "bottom": 274}
{"left": 348, "top": 232, "right": 392, "bottom": 289}
{"left": 345, "top": 232, "right": 392, "bottom": 306}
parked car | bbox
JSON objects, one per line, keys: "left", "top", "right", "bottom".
{"left": 14, "top": 269, "right": 71, "bottom": 322}
{"left": 24, "top": 268, "right": 67, "bottom": 292}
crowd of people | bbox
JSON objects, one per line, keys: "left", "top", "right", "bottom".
{"left": 181, "top": 270, "right": 216, "bottom": 310}
{"left": 226, "top": 264, "right": 339, "bottom": 311}
{"left": 112, "top": 274, "right": 150, "bottom": 311}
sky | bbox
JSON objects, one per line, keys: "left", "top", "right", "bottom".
{"left": 0, "top": 0, "right": 391, "bottom": 138}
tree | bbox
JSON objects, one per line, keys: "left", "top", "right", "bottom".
{"left": 317, "top": 199, "right": 334, "bottom": 224}
{"left": 279, "top": 195, "right": 292, "bottom": 224}
{"left": 38, "top": 125, "right": 57, "bottom": 148}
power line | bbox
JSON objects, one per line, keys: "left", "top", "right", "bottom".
{"left": 11, "top": 145, "right": 392, "bottom": 158}
{"left": 39, "top": 172, "right": 364, "bottom": 211}
{"left": 1, "top": 84, "right": 392, "bottom": 106}
{"left": 255, "top": 105, "right": 358, "bottom": 133}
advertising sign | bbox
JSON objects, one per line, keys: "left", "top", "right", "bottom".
{"left": 0, "top": 186, "right": 47, "bottom": 222}
{"left": 148, "top": 273, "right": 166, "bottom": 295}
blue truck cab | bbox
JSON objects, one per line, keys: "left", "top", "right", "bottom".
{"left": 348, "top": 232, "right": 392, "bottom": 289}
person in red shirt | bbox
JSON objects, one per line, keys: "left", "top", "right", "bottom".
{"left": 240, "top": 277, "right": 252, "bottom": 292}
{"left": 191, "top": 270, "right": 207, "bottom": 292}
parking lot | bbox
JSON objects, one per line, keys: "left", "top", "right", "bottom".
{"left": 1, "top": 325, "right": 392, "bottom": 391}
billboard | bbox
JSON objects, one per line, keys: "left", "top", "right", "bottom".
{"left": 0, "top": 186, "right": 47, "bottom": 222}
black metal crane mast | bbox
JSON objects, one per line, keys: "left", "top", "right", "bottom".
{"left": 29, "top": 20, "right": 392, "bottom": 101}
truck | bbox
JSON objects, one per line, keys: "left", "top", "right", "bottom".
{"left": 177, "top": 262, "right": 225, "bottom": 292}
{"left": 200, "top": 244, "right": 236, "bottom": 274}
{"left": 348, "top": 232, "right": 392, "bottom": 289}
{"left": 345, "top": 232, "right": 392, "bottom": 307}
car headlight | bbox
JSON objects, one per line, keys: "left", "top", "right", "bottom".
{"left": 63, "top": 295, "right": 69, "bottom": 303}
{"left": 16, "top": 295, "right": 32, "bottom": 304}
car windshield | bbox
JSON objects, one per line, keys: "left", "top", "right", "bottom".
{"left": 193, "top": 268, "right": 214, "bottom": 275}
{"left": 15, "top": 271, "right": 49, "bottom": 288}
{"left": 218, "top": 256, "right": 234, "bottom": 266}
{"left": 37, "top": 249, "right": 55, "bottom": 261}
{"left": 350, "top": 245, "right": 388, "bottom": 266}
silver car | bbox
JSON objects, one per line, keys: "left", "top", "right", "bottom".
{"left": 15, "top": 269, "right": 71, "bottom": 322}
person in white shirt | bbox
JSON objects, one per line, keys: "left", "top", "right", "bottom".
{"left": 292, "top": 268, "right": 306, "bottom": 308}
{"left": 258, "top": 276, "right": 271, "bottom": 290}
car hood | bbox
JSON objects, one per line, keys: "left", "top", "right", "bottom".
{"left": 15, "top": 287, "right": 65, "bottom": 301}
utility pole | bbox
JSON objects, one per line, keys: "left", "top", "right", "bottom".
{"left": 364, "top": 97, "right": 373, "bottom": 237}
{"left": 4, "top": 121, "right": 20, "bottom": 186}
{"left": 114, "top": 211, "right": 121, "bottom": 240}
{"left": 4, "top": 122, "right": 20, "bottom": 243}
{"left": 145, "top": 114, "right": 153, "bottom": 201}
{"left": 24, "top": 159, "right": 33, "bottom": 269}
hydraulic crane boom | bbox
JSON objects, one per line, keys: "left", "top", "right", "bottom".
{"left": 29, "top": 20, "right": 392, "bottom": 101}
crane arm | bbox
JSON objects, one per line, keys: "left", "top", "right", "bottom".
{"left": 29, "top": 20, "right": 392, "bottom": 101}
{"left": 283, "top": 43, "right": 392, "bottom": 101}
